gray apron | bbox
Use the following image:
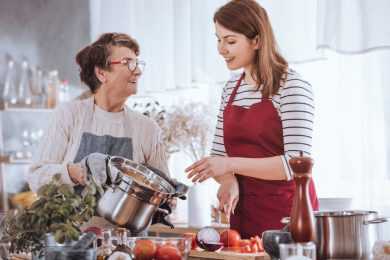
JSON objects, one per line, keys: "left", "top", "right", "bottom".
{"left": 73, "top": 100, "right": 133, "bottom": 163}
{"left": 74, "top": 98, "right": 148, "bottom": 236}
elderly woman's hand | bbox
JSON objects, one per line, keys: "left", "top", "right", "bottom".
{"left": 67, "top": 163, "right": 87, "bottom": 185}
{"left": 185, "top": 156, "right": 231, "bottom": 183}
{"left": 217, "top": 177, "right": 239, "bottom": 217}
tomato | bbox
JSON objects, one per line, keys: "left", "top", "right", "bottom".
{"left": 249, "top": 236, "right": 263, "bottom": 252}
{"left": 133, "top": 239, "right": 157, "bottom": 260}
{"left": 239, "top": 239, "right": 251, "bottom": 248}
{"left": 220, "top": 229, "right": 241, "bottom": 247}
{"left": 250, "top": 241, "right": 259, "bottom": 253}
{"left": 155, "top": 245, "right": 181, "bottom": 260}
{"left": 240, "top": 245, "right": 252, "bottom": 253}
{"left": 183, "top": 232, "right": 197, "bottom": 250}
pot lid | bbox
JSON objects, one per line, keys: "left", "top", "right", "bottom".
{"left": 315, "top": 210, "right": 377, "bottom": 217}
{"left": 108, "top": 156, "right": 175, "bottom": 194}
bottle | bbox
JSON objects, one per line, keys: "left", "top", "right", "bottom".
{"left": 46, "top": 70, "right": 59, "bottom": 108}
{"left": 97, "top": 230, "right": 113, "bottom": 260}
{"left": 30, "top": 67, "right": 45, "bottom": 108}
{"left": 289, "top": 151, "right": 316, "bottom": 243}
{"left": 18, "top": 59, "right": 33, "bottom": 107}
{"left": 58, "top": 80, "right": 71, "bottom": 103}
{"left": 106, "top": 228, "right": 132, "bottom": 260}
{"left": 2, "top": 58, "right": 18, "bottom": 108}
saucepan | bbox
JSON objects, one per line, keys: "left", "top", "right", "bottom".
{"left": 97, "top": 156, "right": 188, "bottom": 233}
{"left": 282, "top": 210, "right": 388, "bottom": 259}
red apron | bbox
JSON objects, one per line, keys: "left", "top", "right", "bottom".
{"left": 223, "top": 74, "right": 319, "bottom": 239}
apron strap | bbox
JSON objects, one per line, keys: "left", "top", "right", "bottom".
{"left": 226, "top": 73, "right": 245, "bottom": 106}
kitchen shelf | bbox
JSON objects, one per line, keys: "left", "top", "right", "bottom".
{"left": 1, "top": 107, "right": 53, "bottom": 113}
{"left": 0, "top": 155, "right": 32, "bottom": 164}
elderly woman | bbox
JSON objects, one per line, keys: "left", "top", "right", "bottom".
{"left": 27, "top": 33, "right": 169, "bottom": 232}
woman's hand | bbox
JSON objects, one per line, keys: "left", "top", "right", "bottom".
{"left": 185, "top": 156, "right": 231, "bottom": 183}
{"left": 217, "top": 177, "right": 239, "bottom": 217}
{"left": 67, "top": 163, "right": 87, "bottom": 185}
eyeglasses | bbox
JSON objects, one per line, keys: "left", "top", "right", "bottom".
{"left": 108, "top": 58, "right": 146, "bottom": 73}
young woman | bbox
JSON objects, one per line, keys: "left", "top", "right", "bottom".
{"left": 186, "top": 0, "right": 318, "bottom": 238}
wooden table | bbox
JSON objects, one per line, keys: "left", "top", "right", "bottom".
{"left": 149, "top": 223, "right": 229, "bottom": 236}
{"left": 188, "top": 250, "right": 270, "bottom": 260}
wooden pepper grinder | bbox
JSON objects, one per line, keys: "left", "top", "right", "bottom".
{"left": 289, "top": 151, "right": 316, "bottom": 242}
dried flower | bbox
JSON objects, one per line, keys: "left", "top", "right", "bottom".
{"left": 132, "top": 100, "right": 213, "bottom": 161}
{"left": 165, "top": 102, "right": 213, "bottom": 161}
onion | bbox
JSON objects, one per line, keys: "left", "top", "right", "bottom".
{"left": 196, "top": 227, "right": 224, "bottom": 252}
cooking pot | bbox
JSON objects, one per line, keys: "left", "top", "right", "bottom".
{"left": 96, "top": 156, "right": 188, "bottom": 233}
{"left": 282, "top": 210, "right": 388, "bottom": 259}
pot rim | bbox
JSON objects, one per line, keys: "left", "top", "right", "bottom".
{"left": 109, "top": 156, "right": 176, "bottom": 195}
{"left": 314, "top": 210, "right": 377, "bottom": 217}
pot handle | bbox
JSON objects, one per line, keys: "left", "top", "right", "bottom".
{"left": 364, "top": 217, "right": 389, "bottom": 225}
{"left": 281, "top": 216, "right": 291, "bottom": 224}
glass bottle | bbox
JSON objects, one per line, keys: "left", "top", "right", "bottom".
{"left": 107, "top": 228, "right": 132, "bottom": 259}
{"left": 2, "top": 59, "right": 18, "bottom": 108}
{"left": 97, "top": 230, "right": 113, "bottom": 260}
{"left": 18, "top": 59, "right": 33, "bottom": 107}
{"left": 46, "top": 70, "right": 59, "bottom": 108}
{"left": 289, "top": 151, "right": 316, "bottom": 243}
{"left": 30, "top": 67, "right": 45, "bottom": 108}
{"left": 58, "top": 80, "right": 71, "bottom": 103}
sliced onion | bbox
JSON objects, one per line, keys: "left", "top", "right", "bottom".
{"left": 196, "top": 227, "right": 223, "bottom": 251}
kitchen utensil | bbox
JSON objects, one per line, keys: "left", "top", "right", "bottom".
{"left": 97, "top": 156, "right": 188, "bottom": 233}
{"left": 262, "top": 230, "right": 293, "bottom": 260}
{"left": 282, "top": 210, "right": 388, "bottom": 259}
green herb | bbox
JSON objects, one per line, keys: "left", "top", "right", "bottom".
{"left": 1, "top": 174, "right": 96, "bottom": 254}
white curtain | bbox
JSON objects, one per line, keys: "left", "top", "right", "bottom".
{"left": 317, "top": 0, "right": 390, "bottom": 54}
{"left": 89, "top": 0, "right": 229, "bottom": 94}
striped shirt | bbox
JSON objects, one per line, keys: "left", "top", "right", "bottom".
{"left": 210, "top": 69, "right": 314, "bottom": 180}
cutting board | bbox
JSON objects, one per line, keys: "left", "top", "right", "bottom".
{"left": 189, "top": 249, "right": 270, "bottom": 260}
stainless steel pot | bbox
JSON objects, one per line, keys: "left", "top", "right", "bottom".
{"left": 282, "top": 210, "right": 388, "bottom": 259}
{"left": 97, "top": 156, "right": 186, "bottom": 233}
{"left": 315, "top": 210, "right": 387, "bottom": 259}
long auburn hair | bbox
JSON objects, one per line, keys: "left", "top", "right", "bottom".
{"left": 214, "top": 0, "right": 288, "bottom": 97}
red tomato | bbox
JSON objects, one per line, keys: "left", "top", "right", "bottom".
{"left": 183, "top": 232, "right": 197, "bottom": 250}
{"left": 239, "top": 239, "right": 251, "bottom": 248}
{"left": 250, "top": 241, "right": 259, "bottom": 253}
{"left": 250, "top": 236, "right": 264, "bottom": 252}
{"left": 155, "top": 245, "right": 181, "bottom": 260}
{"left": 240, "top": 245, "right": 253, "bottom": 253}
{"left": 133, "top": 239, "right": 157, "bottom": 260}
{"left": 220, "top": 229, "right": 241, "bottom": 247}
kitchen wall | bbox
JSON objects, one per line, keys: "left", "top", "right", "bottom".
{"left": 0, "top": 0, "right": 90, "bottom": 85}
{"left": 0, "top": 0, "right": 90, "bottom": 209}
